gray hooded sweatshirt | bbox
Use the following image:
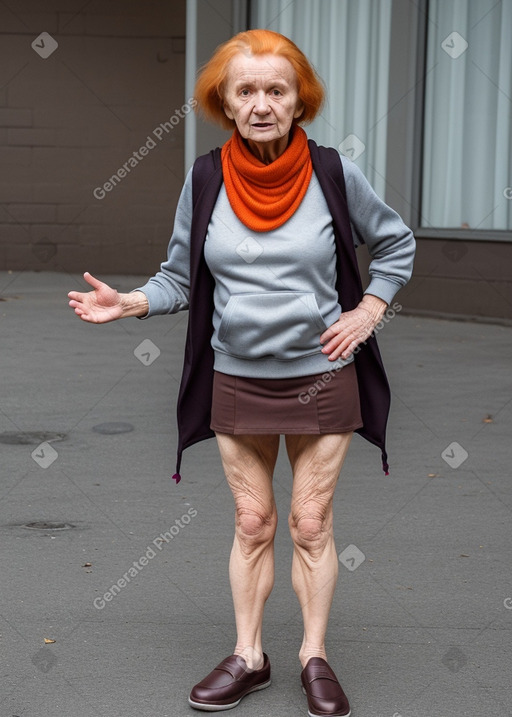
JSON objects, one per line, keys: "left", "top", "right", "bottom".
{"left": 136, "top": 154, "right": 415, "bottom": 378}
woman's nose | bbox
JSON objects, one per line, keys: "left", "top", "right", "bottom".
{"left": 253, "top": 91, "right": 270, "bottom": 114}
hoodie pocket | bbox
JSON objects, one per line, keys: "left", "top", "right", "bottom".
{"left": 218, "top": 291, "right": 327, "bottom": 361}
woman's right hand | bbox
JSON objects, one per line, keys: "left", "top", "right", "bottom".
{"left": 68, "top": 272, "right": 124, "bottom": 323}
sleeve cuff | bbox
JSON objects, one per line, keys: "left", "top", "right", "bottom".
{"left": 364, "top": 277, "right": 403, "bottom": 306}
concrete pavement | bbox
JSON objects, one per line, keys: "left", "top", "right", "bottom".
{"left": 1, "top": 270, "right": 511, "bottom": 717}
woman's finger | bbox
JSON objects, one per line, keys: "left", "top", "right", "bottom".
{"left": 68, "top": 293, "right": 85, "bottom": 303}
{"left": 321, "top": 319, "right": 373, "bottom": 359}
{"left": 321, "top": 321, "right": 352, "bottom": 351}
{"left": 323, "top": 333, "right": 352, "bottom": 358}
{"left": 320, "top": 322, "right": 342, "bottom": 345}
{"left": 68, "top": 273, "right": 103, "bottom": 302}
{"left": 82, "top": 271, "right": 104, "bottom": 290}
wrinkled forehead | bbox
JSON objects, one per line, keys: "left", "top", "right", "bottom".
{"left": 224, "top": 52, "right": 298, "bottom": 89}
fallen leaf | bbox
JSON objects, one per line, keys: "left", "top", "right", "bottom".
{"left": 459, "top": 554, "right": 470, "bottom": 558}
{"left": 82, "top": 562, "right": 92, "bottom": 567}
{"left": 44, "top": 638, "right": 56, "bottom": 644}
{"left": 483, "top": 414, "right": 493, "bottom": 423}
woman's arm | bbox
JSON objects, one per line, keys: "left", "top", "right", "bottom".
{"left": 342, "top": 155, "right": 416, "bottom": 305}
{"left": 320, "top": 156, "right": 415, "bottom": 361}
{"left": 132, "top": 168, "right": 194, "bottom": 318}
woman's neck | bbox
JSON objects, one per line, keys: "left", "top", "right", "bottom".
{"left": 245, "top": 132, "right": 291, "bottom": 164}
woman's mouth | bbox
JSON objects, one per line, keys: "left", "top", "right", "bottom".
{"left": 252, "top": 123, "right": 273, "bottom": 128}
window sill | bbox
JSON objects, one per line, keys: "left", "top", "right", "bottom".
{"left": 414, "top": 228, "right": 512, "bottom": 243}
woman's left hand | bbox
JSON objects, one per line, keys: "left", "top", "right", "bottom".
{"left": 320, "top": 294, "right": 388, "bottom": 361}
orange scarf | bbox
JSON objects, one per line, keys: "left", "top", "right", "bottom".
{"left": 221, "top": 126, "right": 313, "bottom": 233}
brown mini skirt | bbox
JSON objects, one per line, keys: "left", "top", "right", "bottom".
{"left": 210, "top": 362, "right": 363, "bottom": 435}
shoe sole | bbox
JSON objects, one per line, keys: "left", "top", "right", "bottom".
{"left": 301, "top": 685, "right": 351, "bottom": 717}
{"left": 188, "top": 678, "right": 271, "bottom": 711}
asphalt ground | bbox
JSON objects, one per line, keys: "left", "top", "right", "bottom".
{"left": 1, "top": 269, "right": 511, "bottom": 717}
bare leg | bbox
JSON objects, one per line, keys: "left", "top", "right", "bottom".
{"left": 285, "top": 432, "right": 353, "bottom": 668}
{"left": 215, "top": 432, "right": 280, "bottom": 669}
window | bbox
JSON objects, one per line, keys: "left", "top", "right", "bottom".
{"left": 421, "top": 0, "right": 512, "bottom": 231}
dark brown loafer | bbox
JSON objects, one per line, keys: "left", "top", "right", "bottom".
{"left": 301, "top": 657, "right": 351, "bottom": 716}
{"left": 188, "top": 653, "right": 271, "bottom": 711}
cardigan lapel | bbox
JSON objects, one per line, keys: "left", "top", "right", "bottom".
{"left": 172, "top": 149, "right": 222, "bottom": 481}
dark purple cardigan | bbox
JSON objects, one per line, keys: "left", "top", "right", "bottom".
{"left": 171, "top": 141, "right": 391, "bottom": 483}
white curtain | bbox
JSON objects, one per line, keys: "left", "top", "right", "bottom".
{"left": 422, "top": 0, "right": 512, "bottom": 230}
{"left": 251, "top": 0, "right": 392, "bottom": 199}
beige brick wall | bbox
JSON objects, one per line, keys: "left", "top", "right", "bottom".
{"left": 0, "top": 0, "right": 187, "bottom": 275}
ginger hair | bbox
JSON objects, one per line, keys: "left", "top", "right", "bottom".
{"left": 194, "top": 29, "right": 325, "bottom": 130}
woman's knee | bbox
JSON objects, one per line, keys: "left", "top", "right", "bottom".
{"left": 235, "top": 503, "right": 277, "bottom": 549}
{"left": 288, "top": 504, "right": 332, "bottom": 555}
{"left": 225, "top": 464, "right": 277, "bottom": 548}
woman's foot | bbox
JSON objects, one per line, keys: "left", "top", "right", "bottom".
{"left": 188, "top": 653, "right": 271, "bottom": 711}
{"left": 301, "top": 657, "right": 351, "bottom": 716}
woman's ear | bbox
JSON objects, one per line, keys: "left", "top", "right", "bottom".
{"left": 293, "top": 100, "right": 305, "bottom": 120}
{"left": 222, "top": 99, "right": 235, "bottom": 121}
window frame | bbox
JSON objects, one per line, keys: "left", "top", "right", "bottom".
{"left": 389, "top": 0, "right": 512, "bottom": 242}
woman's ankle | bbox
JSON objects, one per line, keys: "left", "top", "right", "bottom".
{"left": 299, "top": 645, "right": 328, "bottom": 669}
{"left": 234, "top": 645, "right": 265, "bottom": 671}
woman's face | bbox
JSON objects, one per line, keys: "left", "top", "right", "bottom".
{"left": 222, "top": 52, "right": 304, "bottom": 162}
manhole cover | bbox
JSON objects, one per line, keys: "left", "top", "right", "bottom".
{"left": 92, "top": 422, "right": 134, "bottom": 435}
{"left": 23, "top": 521, "right": 75, "bottom": 531}
{"left": 0, "top": 431, "right": 67, "bottom": 445}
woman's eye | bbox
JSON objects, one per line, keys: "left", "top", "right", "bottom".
{"left": 271, "top": 89, "right": 282, "bottom": 96}
{"left": 240, "top": 89, "right": 250, "bottom": 97}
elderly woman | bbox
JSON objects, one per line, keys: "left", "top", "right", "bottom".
{"left": 69, "top": 29, "right": 415, "bottom": 717}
